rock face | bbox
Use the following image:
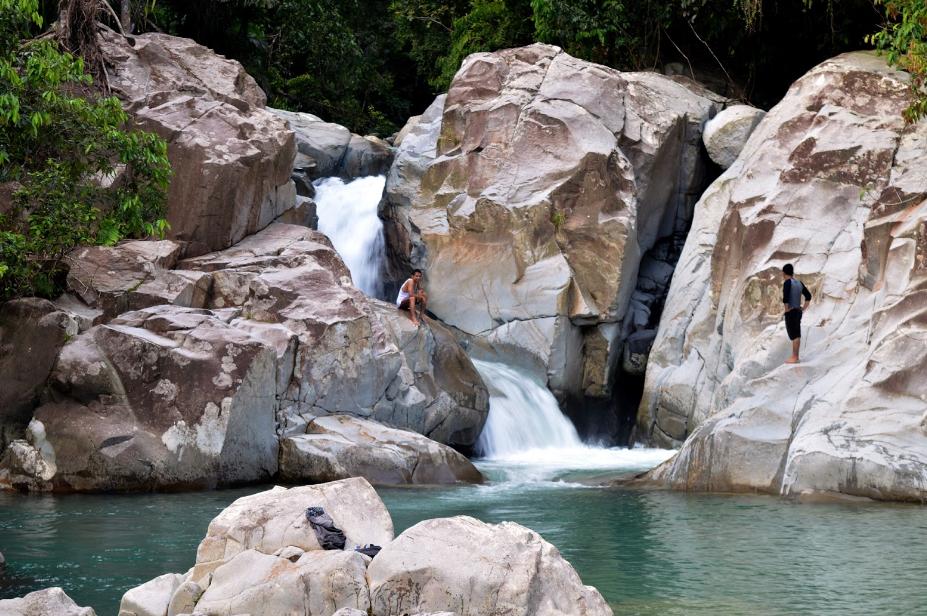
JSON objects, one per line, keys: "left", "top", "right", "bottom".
{"left": 382, "top": 44, "right": 721, "bottom": 421}
{"left": 64, "top": 241, "right": 209, "bottom": 320}
{"left": 702, "top": 104, "right": 766, "bottom": 168}
{"left": 279, "top": 415, "right": 483, "bottom": 485}
{"left": 99, "top": 30, "right": 297, "bottom": 257}
{"left": 1, "top": 224, "right": 487, "bottom": 491}
{"left": 270, "top": 108, "right": 394, "bottom": 180}
{"left": 118, "top": 479, "right": 609, "bottom": 616}
{"left": 368, "top": 516, "right": 612, "bottom": 616}
{"left": 1, "top": 305, "right": 280, "bottom": 492}
{"left": 179, "top": 223, "right": 489, "bottom": 448}
{"left": 0, "top": 587, "right": 96, "bottom": 616}
{"left": 637, "top": 52, "right": 927, "bottom": 502}
{"left": 0, "top": 299, "right": 76, "bottom": 445}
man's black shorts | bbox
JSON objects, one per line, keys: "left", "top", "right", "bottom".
{"left": 785, "top": 309, "right": 802, "bottom": 340}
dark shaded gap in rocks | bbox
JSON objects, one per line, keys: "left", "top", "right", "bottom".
{"left": 568, "top": 155, "right": 724, "bottom": 447}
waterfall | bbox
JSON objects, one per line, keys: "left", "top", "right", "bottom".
{"left": 314, "top": 175, "right": 387, "bottom": 298}
{"left": 472, "top": 359, "right": 583, "bottom": 458}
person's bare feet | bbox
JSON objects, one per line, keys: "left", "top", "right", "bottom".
{"left": 785, "top": 356, "right": 800, "bottom": 364}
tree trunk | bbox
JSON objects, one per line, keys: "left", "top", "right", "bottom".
{"left": 120, "top": 0, "right": 131, "bottom": 34}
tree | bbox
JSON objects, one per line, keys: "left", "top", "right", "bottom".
{"left": 0, "top": 0, "right": 171, "bottom": 300}
{"left": 869, "top": 0, "right": 927, "bottom": 122}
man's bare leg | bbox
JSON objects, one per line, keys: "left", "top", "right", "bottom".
{"left": 785, "top": 338, "right": 800, "bottom": 364}
{"left": 408, "top": 296, "right": 419, "bottom": 326}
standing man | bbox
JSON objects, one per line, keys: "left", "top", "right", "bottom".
{"left": 782, "top": 263, "right": 812, "bottom": 364}
{"left": 396, "top": 269, "right": 428, "bottom": 326}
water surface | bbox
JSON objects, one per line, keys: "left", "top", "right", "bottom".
{"left": 2, "top": 454, "right": 925, "bottom": 615}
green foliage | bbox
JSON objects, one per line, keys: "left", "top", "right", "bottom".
{"left": 0, "top": 0, "right": 171, "bottom": 300}
{"left": 868, "top": 0, "right": 927, "bottom": 123}
{"left": 436, "top": 0, "right": 534, "bottom": 89}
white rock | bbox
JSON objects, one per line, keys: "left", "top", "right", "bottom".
{"left": 368, "top": 516, "right": 612, "bottom": 616}
{"left": 279, "top": 414, "right": 483, "bottom": 485}
{"left": 0, "top": 587, "right": 96, "bottom": 616}
{"left": 193, "top": 549, "right": 370, "bottom": 616}
{"left": 118, "top": 572, "right": 185, "bottom": 616}
{"left": 638, "top": 52, "right": 927, "bottom": 502}
{"left": 192, "top": 477, "right": 393, "bottom": 581}
{"left": 702, "top": 104, "right": 766, "bottom": 168}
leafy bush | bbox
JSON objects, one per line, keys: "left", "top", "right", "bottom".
{"left": 868, "top": 0, "right": 927, "bottom": 123}
{"left": 0, "top": 0, "right": 171, "bottom": 300}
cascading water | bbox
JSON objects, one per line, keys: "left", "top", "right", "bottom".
{"left": 473, "top": 359, "right": 583, "bottom": 457}
{"left": 314, "top": 175, "right": 387, "bottom": 298}
{"left": 472, "top": 358, "right": 675, "bottom": 482}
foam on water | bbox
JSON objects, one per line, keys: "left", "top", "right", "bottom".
{"left": 472, "top": 358, "right": 676, "bottom": 484}
{"left": 314, "top": 175, "right": 387, "bottom": 298}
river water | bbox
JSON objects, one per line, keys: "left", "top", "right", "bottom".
{"left": 2, "top": 468, "right": 927, "bottom": 615}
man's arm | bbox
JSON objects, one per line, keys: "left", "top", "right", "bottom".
{"left": 783, "top": 279, "right": 791, "bottom": 313}
{"left": 802, "top": 282, "right": 812, "bottom": 310}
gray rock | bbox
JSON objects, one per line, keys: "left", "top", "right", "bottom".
{"left": 1, "top": 305, "right": 280, "bottom": 491}
{"left": 702, "top": 104, "right": 766, "bottom": 168}
{"left": 382, "top": 44, "right": 720, "bottom": 401}
{"left": 64, "top": 241, "right": 210, "bottom": 320}
{"left": 270, "top": 108, "right": 394, "bottom": 180}
{"left": 99, "top": 30, "right": 296, "bottom": 257}
{"left": 368, "top": 516, "right": 612, "bottom": 616}
{"left": 279, "top": 415, "right": 483, "bottom": 485}
{"left": 0, "top": 299, "right": 76, "bottom": 446}
{"left": 638, "top": 52, "right": 927, "bottom": 502}
{"left": 0, "top": 587, "right": 96, "bottom": 616}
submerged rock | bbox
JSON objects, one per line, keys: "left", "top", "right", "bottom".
{"left": 0, "top": 587, "right": 96, "bottom": 616}
{"left": 368, "top": 516, "right": 612, "bottom": 616}
{"left": 279, "top": 414, "right": 483, "bottom": 485}
{"left": 637, "top": 52, "right": 927, "bottom": 502}
{"left": 118, "top": 478, "right": 610, "bottom": 616}
{"left": 99, "top": 29, "right": 297, "bottom": 257}
{"left": 382, "top": 44, "right": 721, "bottom": 412}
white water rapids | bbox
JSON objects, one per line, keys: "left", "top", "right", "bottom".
{"left": 314, "top": 175, "right": 387, "bottom": 298}
{"left": 472, "top": 359, "right": 674, "bottom": 482}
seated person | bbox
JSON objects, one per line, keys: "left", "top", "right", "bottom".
{"left": 396, "top": 268, "right": 427, "bottom": 326}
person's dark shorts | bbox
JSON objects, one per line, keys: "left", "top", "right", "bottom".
{"left": 785, "top": 309, "right": 802, "bottom": 340}
{"left": 398, "top": 298, "right": 411, "bottom": 311}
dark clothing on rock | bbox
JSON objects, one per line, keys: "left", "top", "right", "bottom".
{"left": 783, "top": 278, "right": 811, "bottom": 340}
{"left": 306, "top": 506, "right": 346, "bottom": 550}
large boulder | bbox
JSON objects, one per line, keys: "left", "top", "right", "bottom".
{"left": 368, "top": 516, "right": 612, "bottom": 616}
{"left": 0, "top": 299, "right": 76, "bottom": 445}
{"left": 191, "top": 478, "right": 393, "bottom": 581}
{"left": 99, "top": 30, "right": 297, "bottom": 257}
{"left": 382, "top": 44, "right": 721, "bottom": 411}
{"left": 270, "top": 108, "right": 394, "bottom": 179}
{"left": 702, "top": 104, "right": 766, "bottom": 168}
{"left": 64, "top": 241, "right": 210, "bottom": 321}
{"left": 0, "top": 305, "right": 280, "bottom": 491}
{"left": 181, "top": 223, "right": 488, "bottom": 447}
{"left": 637, "top": 52, "right": 927, "bottom": 502}
{"left": 118, "top": 572, "right": 185, "bottom": 616}
{"left": 0, "top": 224, "right": 487, "bottom": 491}
{"left": 0, "top": 587, "right": 96, "bottom": 616}
{"left": 193, "top": 549, "right": 371, "bottom": 616}
{"left": 279, "top": 414, "right": 483, "bottom": 485}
